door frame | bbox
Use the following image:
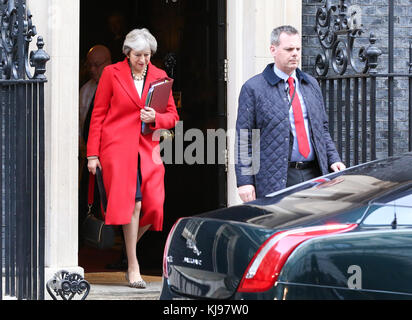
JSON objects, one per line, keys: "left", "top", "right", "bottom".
{"left": 217, "top": 0, "right": 228, "bottom": 208}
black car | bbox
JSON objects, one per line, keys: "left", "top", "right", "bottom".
{"left": 160, "top": 153, "right": 412, "bottom": 300}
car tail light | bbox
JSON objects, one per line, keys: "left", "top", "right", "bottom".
{"left": 162, "top": 218, "right": 182, "bottom": 279}
{"left": 238, "top": 223, "right": 357, "bottom": 293}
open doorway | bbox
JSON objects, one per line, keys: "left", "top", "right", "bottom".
{"left": 78, "top": 0, "right": 227, "bottom": 275}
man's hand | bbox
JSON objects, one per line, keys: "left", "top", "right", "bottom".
{"left": 330, "top": 162, "right": 346, "bottom": 172}
{"left": 238, "top": 185, "right": 256, "bottom": 203}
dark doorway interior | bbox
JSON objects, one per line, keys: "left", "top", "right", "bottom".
{"left": 79, "top": 0, "right": 225, "bottom": 274}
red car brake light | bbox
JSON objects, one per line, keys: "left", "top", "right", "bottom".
{"left": 238, "top": 223, "right": 358, "bottom": 293}
{"left": 162, "top": 218, "right": 182, "bottom": 279}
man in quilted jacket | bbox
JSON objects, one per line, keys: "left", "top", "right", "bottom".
{"left": 235, "top": 25, "right": 346, "bottom": 202}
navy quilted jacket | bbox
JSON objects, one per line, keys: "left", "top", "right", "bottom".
{"left": 235, "top": 63, "right": 342, "bottom": 198}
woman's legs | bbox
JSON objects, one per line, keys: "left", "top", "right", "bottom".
{"left": 122, "top": 201, "right": 143, "bottom": 283}
{"left": 137, "top": 224, "right": 151, "bottom": 243}
{"left": 122, "top": 201, "right": 151, "bottom": 284}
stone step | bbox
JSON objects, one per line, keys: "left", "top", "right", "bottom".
{"left": 85, "top": 272, "right": 162, "bottom": 300}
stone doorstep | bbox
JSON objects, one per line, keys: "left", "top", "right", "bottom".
{"left": 85, "top": 272, "right": 162, "bottom": 301}
{"left": 87, "top": 282, "right": 162, "bottom": 300}
{"left": 1, "top": 272, "right": 162, "bottom": 300}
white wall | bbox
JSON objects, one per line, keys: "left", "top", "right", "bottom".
{"left": 28, "top": 0, "right": 82, "bottom": 293}
{"left": 226, "top": 0, "right": 302, "bottom": 206}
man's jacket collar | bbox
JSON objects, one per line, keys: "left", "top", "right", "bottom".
{"left": 262, "top": 63, "right": 309, "bottom": 86}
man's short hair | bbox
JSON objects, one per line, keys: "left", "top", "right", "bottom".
{"left": 270, "top": 25, "right": 299, "bottom": 46}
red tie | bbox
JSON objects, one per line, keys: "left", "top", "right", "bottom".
{"left": 288, "top": 77, "right": 310, "bottom": 159}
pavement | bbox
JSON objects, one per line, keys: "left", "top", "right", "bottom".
{"left": 84, "top": 272, "right": 162, "bottom": 300}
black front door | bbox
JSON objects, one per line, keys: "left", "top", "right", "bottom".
{"left": 79, "top": 0, "right": 227, "bottom": 273}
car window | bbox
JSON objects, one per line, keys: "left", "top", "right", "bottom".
{"left": 372, "top": 187, "right": 412, "bottom": 206}
{"left": 363, "top": 190, "right": 412, "bottom": 226}
{"left": 390, "top": 193, "right": 412, "bottom": 206}
{"left": 363, "top": 204, "right": 412, "bottom": 225}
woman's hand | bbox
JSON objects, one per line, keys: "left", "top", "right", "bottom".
{"left": 87, "top": 158, "right": 102, "bottom": 175}
{"left": 141, "top": 107, "right": 156, "bottom": 124}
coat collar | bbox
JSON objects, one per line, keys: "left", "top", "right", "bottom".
{"left": 113, "top": 58, "right": 156, "bottom": 108}
{"left": 262, "top": 63, "right": 309, "bottom": 86}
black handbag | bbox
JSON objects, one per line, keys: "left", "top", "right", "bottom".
{"left": 81, "top": 167, "right": 115, "bottom": 250}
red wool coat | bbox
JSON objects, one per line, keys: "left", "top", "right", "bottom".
{"left": 87, "top": 59, "right": 179, "bottom": 230}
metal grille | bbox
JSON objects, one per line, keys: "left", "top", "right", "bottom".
{"left": 314, "top": 0, "right": 412, "bottom": 167}
{"left": 1, "top": 0, "right": 49, "bottom": 300}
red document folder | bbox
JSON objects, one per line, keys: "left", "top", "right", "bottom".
{"left": 142, "top": 77, "right": 174, "bottom": 135}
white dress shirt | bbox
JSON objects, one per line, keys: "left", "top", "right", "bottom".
{"left": 134, "top": 79, "right": 144, "bottom": 98}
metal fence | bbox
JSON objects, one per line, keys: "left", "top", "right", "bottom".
{"left": 1, "top": 0, "right": 49, "bottom": 300}
{"left": 314, "top": 0, "right": 412, "bottom": 167}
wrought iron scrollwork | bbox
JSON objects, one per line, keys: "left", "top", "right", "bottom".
{"left": 0, "top": 0, "right": 49, "bottom": 80}
{"left": 46, "top": 270, "right": 91, "bottom": 300}
{"left": 314, "top": 0, "right": 381, "bottom": 76}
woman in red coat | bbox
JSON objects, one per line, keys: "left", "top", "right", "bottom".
{"left": 87, "top": 28, "right": 179, "bottom": 288}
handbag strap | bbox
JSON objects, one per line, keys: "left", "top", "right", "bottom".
{"left": 88, "top": 172, "right": 96, "bottom": 207}
{"left": 95, "top": 167, "right": 108, "bottom": 212}
{"left": 87, "top": 168, "right": 108, "bottom": 219}
{"left": 87, "top": 172, "right": 95, "bottom": 216}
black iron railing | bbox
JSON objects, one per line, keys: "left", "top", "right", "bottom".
{"left": 314, "top": 0, "right": 412, "bottom": 167}
{"left": 1, "top": 0, "right": 49, "bottom": 300}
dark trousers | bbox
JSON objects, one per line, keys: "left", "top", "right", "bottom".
{"left": 286, "top": 164, "right": 321, "bottom": 188}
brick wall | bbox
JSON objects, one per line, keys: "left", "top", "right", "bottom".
{"left": 302, "top": 0, "right": 412, "bottom": 161}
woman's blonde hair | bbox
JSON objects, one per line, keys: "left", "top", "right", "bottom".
{"left": 122, "top": 28, "right": 157, "bottom": 56}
